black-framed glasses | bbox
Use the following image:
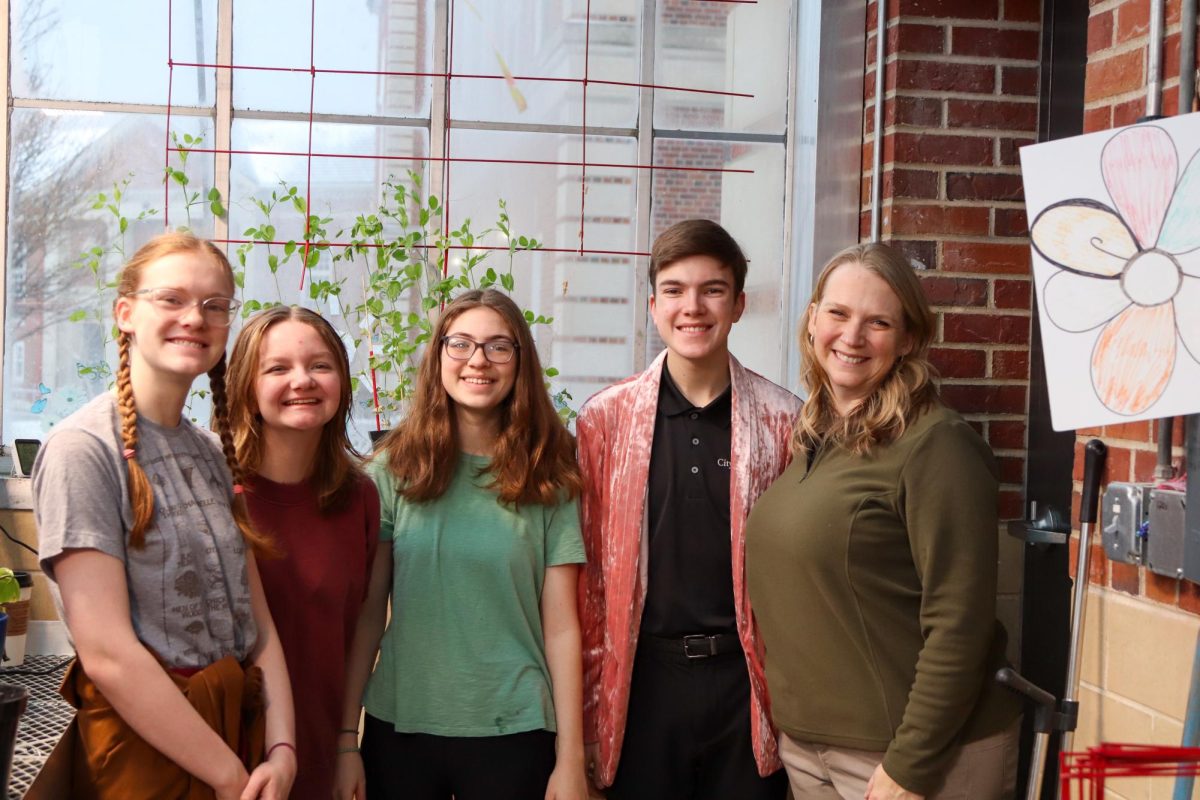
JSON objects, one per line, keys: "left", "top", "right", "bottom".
{"left": 441, "top": 335, "right": 519, "bottom": 364}
{"left": 128, "top": 288, "right": 242, "bottom": 327}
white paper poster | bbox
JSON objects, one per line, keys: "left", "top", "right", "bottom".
{"left": 1020, "top": 115, "right": 1200, "bottom": 431}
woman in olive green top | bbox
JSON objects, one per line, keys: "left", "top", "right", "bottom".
{"left": 746, "top": 243, "right": 1021, "bottom": 800}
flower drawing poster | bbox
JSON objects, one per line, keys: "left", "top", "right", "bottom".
{"left": 1020, "top": 116, "right": 1200, "bottom": 432}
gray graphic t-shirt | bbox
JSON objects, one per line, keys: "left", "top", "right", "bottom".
{"left": 34, "top": 393, "right": 257, "bottom": 668}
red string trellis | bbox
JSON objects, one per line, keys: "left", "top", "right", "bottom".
{"left": 164, "top": 0, "right": 760, "bottom": 428}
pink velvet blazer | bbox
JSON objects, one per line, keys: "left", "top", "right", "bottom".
{"left": 577, "top": 350, "right": 801, "bottom": 786}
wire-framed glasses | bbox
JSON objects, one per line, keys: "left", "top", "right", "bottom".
{"left": 441, "top": 335, "right": 519, "bottom": 364}
{"left": 128, "top": 288, "right": 242, "bottom": 327}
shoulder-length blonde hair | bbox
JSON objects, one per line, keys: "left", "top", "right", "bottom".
{"left": 793, "top": 242, "right": 939, "bottom": 458}
{"left": 226, "top": 306, "right": 362, "bottom": 511}
{"left": 113, "top": 231, "right": 271, "bottom": 553}
{"left": 380, "top": 289, "right": 582, "bottom": 505}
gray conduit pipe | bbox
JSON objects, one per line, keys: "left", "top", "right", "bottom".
{"left": 1147, "top": 0, "right": 1165, "bottom": 117}
{"left": 869, "top": 0, "right": 887, "bottom": 242}
{"left": 1181, "top": 0, "right": 1197, "bottom": 113}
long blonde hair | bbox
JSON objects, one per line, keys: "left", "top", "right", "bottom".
{"left": 793, "top": 242, "right": 939, "bottom": 458}
{"left": 114, "top": 231, "right": 270, "bottom": 553}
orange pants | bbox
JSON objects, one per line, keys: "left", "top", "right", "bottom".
{"left": 28, "top": 655, "right": 264, "bottom": 800}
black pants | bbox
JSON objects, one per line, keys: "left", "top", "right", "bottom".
{"left": 361, "top": 713, "right": 556, "bottom": 800}
{"left": 606, "top": 638, "right": 788, "bottom": 800}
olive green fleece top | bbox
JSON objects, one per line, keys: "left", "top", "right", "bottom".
{"left": 745, "top": 403, "right": 1020, "bottom": 795}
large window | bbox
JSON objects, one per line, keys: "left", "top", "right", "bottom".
{"left": 3, "top": 0, "right": 799, "bottom": 442}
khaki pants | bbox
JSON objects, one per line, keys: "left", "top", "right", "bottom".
{"left": 778, "top": 721, "right": 1019, "bottom": 799}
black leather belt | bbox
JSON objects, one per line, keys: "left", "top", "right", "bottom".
{"left": 641, "top": 632, "right": 742, "bottom": 659}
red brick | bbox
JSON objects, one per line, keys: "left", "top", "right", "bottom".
{"left": 1087, "top": 9, "right": 1114, "bottom": 53}
{"left": 1115, "top": 0, "right": 1150, "bottom": 45}
{"left": 1083, "top": 105, "right": 1111, "bottom": 133}
{"left": 1110, "top": 560, "right": 1140, "bottom": 595}
{"left": 894, "top": 133, "right": 993, "bottom": 166}
{"left": 890, "top": 205, "right": 991, "bottom": 236}
{"left": 897, "top": 0, "right": 999, "bottom": 18}
{"left": 997, "top": 455, "right": 1026, "bottom": 484}
{"left": 1005, "top": 0, "right": 1040, "bottom": 22}
{"left": 1180, "top": 581, "right": 1200, "bottom": 615}
{"left": 1112, "top": 96, "right": 1145, "bottom": 128}
{"left": 897, "top": 60, "right": 997, "bottom": 94}
{"left": 940, "top": 384, "right": 1028, "bottom": 414}
{"left": 951, "top": 27, "right": 1040, "bottom": 61}
{"left": 895, "top": 96, "right": 943, "bottom": 127}
{"left": 891, "top": 239, "right": 938, "bottom": 270}
{"left": 1002, "top": 66, "right": 1040, "bottom": 96}
{"left": 942, "top": 241, "right": 1031, "bottom": 274}
{"left": 1164, "top": 31, "right": 1182, "bottom": 84}
{"left": 994, "top": 278, "right": 1031, "bottom": 309}
{"left": 1067, "top": 537, "right": 1108, "bottom": 586}
{"left": 992, "top": 349, "right": 1030, "bottom": 379}
{"left": 893, "top": 169, "right": 940, "bottom": 199}
{"left": 1146, "top": 571, "right": 1179, "bottom": 606}
{"left": 1071, "top": 437, "right": 1131, "bottom": 484}
{"left": 920, "top": 275, "right": 989, "bottom": 306}
{"left": 930, "top": 347, "right": 987, "bottom": 378}
{"left": 1133, "top": 448, "right": 1159, "bottom": 481}
{"left": 1103, "top": 420, "right": 1151, "bottom": 441}
{"left": 1085, "top": 49, "right": 1145, "bottom": 102}
{"left": 943, "top": 313, "right": 1031, "bottom": 345}
{"left": 989, "top": 420, "right": 1027, "bottom": 449}
{"left": 946, "top": 99, "right": 1039, "bottom": 131}
{"left": 946, "top": 172, "right": 1026, "bottom": 202}
{"left": 999, "top": 489, "right": 1023, "bottom": 520}
{"left": 998, "top": 137, "right": 1035, "bottom": 166}
{"left": 994, "top": 208, "right": 1029, "bottom": 237}
{"left": 893, "top": 23, "right": 946, "bottom": 56}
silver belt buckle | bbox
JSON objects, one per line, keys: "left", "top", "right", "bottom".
{"left": 682, "top": 634, "right": 715, "bottom": 659}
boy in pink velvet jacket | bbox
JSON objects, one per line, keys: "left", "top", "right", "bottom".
{"left": 577, "top": 220, "right": 800, "bottom": 799}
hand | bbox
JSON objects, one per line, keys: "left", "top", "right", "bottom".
{"left": 333, "top": 750, "right": 367, "bottom": 800}
{"left": 212, "top": 761, "right": 250, "bottom": 800}
{"left": 545, "top": 758, "right": 590, "bottom": 800}
{"left": 865, "top": 764, "right": 923, "bottom": 800}
{"left": 240, "top": 749, "right": 296, "bottom": 800}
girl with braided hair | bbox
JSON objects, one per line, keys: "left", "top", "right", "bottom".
{"left": 32, "top": 231, "right": 296, "bottom": 799}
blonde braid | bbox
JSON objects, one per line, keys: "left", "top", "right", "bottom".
{"left": 117, "top": 333, "right": 155, "bottom": 549}
{"left": 208, "top": 355, "right": 275, "bottom": 555}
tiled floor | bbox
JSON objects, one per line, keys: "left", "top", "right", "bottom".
{"left": 0, "top": 655, "right": 74, "bottom": 798}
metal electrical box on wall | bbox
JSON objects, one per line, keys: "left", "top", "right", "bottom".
{"left": 1184, "top": 415, "right": 1200, "bottom": 583}
{"left": 1146, "top": 489, "right": 1187, "bottom": 578}
{"left": 1101, "top": 482, "right": 1150, "bottom": 565}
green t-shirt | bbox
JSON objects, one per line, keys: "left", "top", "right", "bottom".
{"left": 363, "top": 453, "right": 585, "bottom": 737}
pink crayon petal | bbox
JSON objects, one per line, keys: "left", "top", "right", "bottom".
{"left": 1101, "top": 126, "right": 1177, "bottom": 249}
{"left": 1091, "top": 302, "right": 1177, "bottom": 415}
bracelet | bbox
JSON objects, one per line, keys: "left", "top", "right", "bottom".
{"left": 337, "top": 728, "right": 359, "bottom": 736}
{"left": 337, "top": 746, "right": 360, "bottom": 755}
{"left": 266, "top": 742, "right": 296, "bottom": 760}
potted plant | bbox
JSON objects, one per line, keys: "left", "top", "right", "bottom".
{"left": 0, "top": 569, "right": 21, "bottom": 659}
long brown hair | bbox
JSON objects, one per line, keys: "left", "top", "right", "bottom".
{"left": 114, "top": 231, "right": 270, "bottom": 552}
{"left": 793, "top": 242, "right": 939, "bottom": 458}
{"left": 226, "top": 306, "right": 362, "bottom": 510}
{"left": 381, "top": 289, "right": 582, "bottom": 505}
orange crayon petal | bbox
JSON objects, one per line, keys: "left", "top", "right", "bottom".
{"left": 1091, "top": 302, "right": 1177, "bottom": 415}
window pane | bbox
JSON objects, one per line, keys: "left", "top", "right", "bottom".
{"left": 4, "top": 110, "right": 213, "bottom": 441}
{"left": 451, "top": 0, "right": 640, "bottom": 129}
{"left": 446, "top": 129, "right": 639, "bottom": 408}
{"left": 655, "top": 2, "right": 790, "bottom": 134}
{"left": 233, "top": 0, "right": 433, "bottom": 118}
{"left": 650, "top": 138, "right": 786, "bottom": 383}
{"left": 11, "top": 0, "right": 215, "bottom": 107}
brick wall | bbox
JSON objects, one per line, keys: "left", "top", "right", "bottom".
{"left": 864, "top": 0, "right": 1041, "bottom": 526}
{"left": 1074, "top": 0, "right": 1196, "bottom": 611}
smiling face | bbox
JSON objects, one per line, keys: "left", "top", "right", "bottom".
{"left": 114, "top": 251, "right": 234, "bottom": 389}
{"left": 440, "top": 306, "right": 519, "bottom": 422}
{"left": 253, "top": 319, "right": 343, "bottom": 438}
{"left": 649, "top": 254, "right": 746, "bottom": 369}
{"left": 807, "top": 261, "right": 913, "bottom": 416}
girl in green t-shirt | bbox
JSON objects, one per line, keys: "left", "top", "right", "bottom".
{"left": 335, "top": 290, "right": 589, "bottom": 800}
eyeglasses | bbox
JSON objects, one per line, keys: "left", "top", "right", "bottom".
{"left": 128, "top": 288, "right": 242, "bottom": 327}
{"left": 441, "top": 335, "right": 519, "bottom": 364}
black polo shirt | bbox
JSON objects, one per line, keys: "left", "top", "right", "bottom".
{"left": 641, "top": 363, "right": 737, "bottom": 637}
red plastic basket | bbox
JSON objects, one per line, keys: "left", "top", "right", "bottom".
{"left": 1061, "top": 744, "right": 1200, "bottom": 798}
